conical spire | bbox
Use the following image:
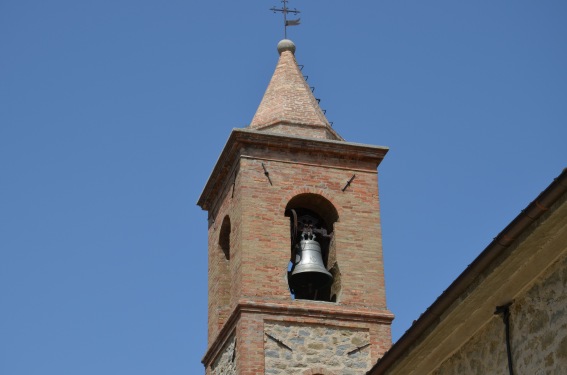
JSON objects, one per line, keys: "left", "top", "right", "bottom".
{"left": 249, "top": 40, "right": 343, "bottom": 141}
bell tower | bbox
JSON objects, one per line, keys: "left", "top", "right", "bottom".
{"left": 198, "top": 39, "right": 393, "bottom": 375}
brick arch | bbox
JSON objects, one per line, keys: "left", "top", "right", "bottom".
{"left": 301, "top": 368, "right": 338, "bottom": 375}
{"left": 211, "top": 213, "right": 232, "bottom": 337}
{"left": 284, "top": 190, "right": 342, "bottom": 302}
{"left": 218, "top": 215, "right": 231, "bottom": 260}
{"left": 280, "top": 188, "right": 343, "bottom": 223}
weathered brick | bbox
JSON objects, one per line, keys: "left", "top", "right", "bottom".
{"left": 199, "top": 40, "right": 393, "bottom": 375}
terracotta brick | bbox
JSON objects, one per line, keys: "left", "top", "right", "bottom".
{"left": 199, "top": 40, "right": 393, "bottom": 374}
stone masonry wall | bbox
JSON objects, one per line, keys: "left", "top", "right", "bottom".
{"left": 432, "top": 253, "right": 567, "bottom": 375}
{"left": 211, "top": 333, "right": 237, "bottom": 375}
{"left": 264, "top": 322, "right": 371, "bottom": 374}
{"left": 430, "top": 318, "right": 507, "bottom": 375}
{"left": 511, "top": 253, "right": 567, "bottom": 374}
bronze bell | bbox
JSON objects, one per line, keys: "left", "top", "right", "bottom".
{"left": 289, "top": 233, "right": 333, "bottom": 291}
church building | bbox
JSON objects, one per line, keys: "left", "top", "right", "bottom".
{"left": 198, "top": 37, "right": 567, "bottom": 375}
{"left": 368, "top": 168, "right": 567, "bottom": 375}
{"left": 198, "top": 39, "right": 393, "bottom": 374}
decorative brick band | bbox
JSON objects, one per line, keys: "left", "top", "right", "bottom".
{"left": 238, "top": 300, "right": 394, "bottom": 324}
{"left": 302, "top": 368, "right": 339, "bottom": 375}
{"left": 241, "top": 155, "right": 379, "bottom": 174}
{"left": 202, "top": 299, "right": 394, "bottom": 366}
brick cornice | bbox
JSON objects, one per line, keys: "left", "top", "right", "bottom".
{"left": 197, "top": 128, "right": 388, "bottom": 212}
{"left": 237, "top": 299, "right": 394, "bottom": 324}
{"left": 202, "top": 299, "right": 394, "bottom": 367}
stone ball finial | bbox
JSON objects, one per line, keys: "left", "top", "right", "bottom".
{"left": 277, "top": 39, "right": 296, "bottom": 55}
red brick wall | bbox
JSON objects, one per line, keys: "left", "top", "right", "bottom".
{"left": 236, "top": 149, "right": 387, "bottom": 309}
{"left": 206, "top": 160, "right": 242, "bottom": 344}
{"left": 203, "top": 138, "right": 392, "bottom": 373}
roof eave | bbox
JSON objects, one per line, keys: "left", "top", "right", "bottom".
{"left": 368, "top": 168, "right": 567, "bottom": 375}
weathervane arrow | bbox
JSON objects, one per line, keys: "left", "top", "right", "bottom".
{"left": 285, "top": 18, "right": 301, "bottom": 27}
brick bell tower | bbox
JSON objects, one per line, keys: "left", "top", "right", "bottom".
{"left": 198, "top": 39, "right": 394, "bottom": 375}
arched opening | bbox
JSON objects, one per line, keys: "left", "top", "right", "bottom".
{"left": 285, "top": 194, "right": 340, "bottom": 302}
{"left": 215, "top": 215, "right": 231, "bottom": 326}
{"left": 219, "top": 216, "right": 231, "bottom": 260}
{"left": 301, "top": 368, "right": 339, "bottom": 375}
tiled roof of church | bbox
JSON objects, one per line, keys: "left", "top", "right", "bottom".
{"left": 249, "top": 39, "right": 343, "bottom": 141}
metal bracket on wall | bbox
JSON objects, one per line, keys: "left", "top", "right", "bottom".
{"left": 495, "top": 302, "right": 515, "bottom": 375}
{"left": 342, "top": 175, "right": 356, "bottom": 192}
{"left": 262, "top": 163, "right": 273, "bottom": 186}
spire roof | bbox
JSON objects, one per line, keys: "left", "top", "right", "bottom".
{"left": 249, "top": 40, "right": 343, "bottom": 141}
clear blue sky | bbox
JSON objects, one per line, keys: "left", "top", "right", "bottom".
{"left": 1, "top": 1, "right": 566, "bottom": 374}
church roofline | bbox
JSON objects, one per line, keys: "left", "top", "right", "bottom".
{"left": 197, "top": 128, "right": 388, "bottom": 212}
{"left": 367, "top": 167, "right": 567, "bottom": 375}
{"left": 247, "top": 120, "right": 345, "bottom": 141}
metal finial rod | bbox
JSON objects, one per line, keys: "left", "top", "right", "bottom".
{"left": 270, "top": 0, "right": 301, "bottom": 39}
